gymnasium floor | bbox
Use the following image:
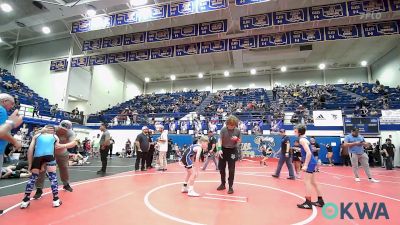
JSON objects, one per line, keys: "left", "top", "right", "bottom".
{"left": 0, "top": 158, "right": 399, "bottom": 225}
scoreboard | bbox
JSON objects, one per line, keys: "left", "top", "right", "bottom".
{"left": 343, "top": 117, "right": 380, "bottom": 134}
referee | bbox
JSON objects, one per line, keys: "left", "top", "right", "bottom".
{"left": 216, "top": 115, "right": 241, "bottom": 194}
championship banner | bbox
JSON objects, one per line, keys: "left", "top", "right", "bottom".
{"left": 201, "top": 40, "right": 228, "bottom": 53}
{"left": 147, "top": 28, "right": 171, "bottom": 42}
{"left": 71, "top": 15, "right": 114, "bottom": 33}
{"left": 391, "top": 0, "right": 400, "bottom": 10}
{"left": 290, "top": 28, "right": 325, "bottom": 44}
{"left": 50, "top": 59, "right": 68, "bottom": 72}
{"left": 381, "top": 109, "right": 400, "bottom": 124}
{"left": 309, "top": 2, "right": 347, "bottom": 21}
{"left": 235, "top": 0, "right": 269, "bottom": 6}
{"left": 88, "top": 54, "right": 107, "bottom": 66}
{"left": 198, "top": 0, "right": 228, "bottom": 12}
{"left": 150, "top": 46, "right": 174, "bottom": 59}
{"left": 199, "top": 20, "right": 227, "bottom": 35}
{"left": 107, "top": 52, "right": 128, "bottom": 64}
{"left": 114, "top": 4, "right": 168, "bottom": 26}
{"left": 128, "top": 49, "right": 150, "bottom": 61}
{"left": 169, "top": 0, "right": 197, "bottom": 17}
{"left": 347, "top": 0, "right": 389, "bottom": 16}
{"left": 273, "top": 8, "right": 308, "bottom": 25}
{"left": 123, "top": 32, "right": 146, "bottom": 46}
{"left": 82, "top": 38, "right": 102, "bottom": 51}
{"left": 172, "top": 24, "right": 198, "bottom": 39}
{"left": 71, "top": 57, "right": 89, "bottom": 67}
{"left": 258, "top": 33, "right": 290, "bottom": 47}
{"left": 240, "top": 13, "right": 273, "bottom": 30}
{"left": 362, "top": 20, "right": 399, "bottom": 37}
{"left": 313, "top": 110, "right": 343, "bottom": 127}
{"left": 229, "top": 36, "right": 258, "bottom": 50}
{"left": 325, "top": 24, "right": 363, "bottom": 40}
{"left": 176, "top": 43, "right": 201, "bottom": 56}
{"left": 102, "top": 35, "right": 123, "bottom": 48}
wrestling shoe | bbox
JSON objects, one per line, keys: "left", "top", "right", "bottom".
{"left": 33, "top": 188, "right": 43, "bottom": 200}
{"left": 188, "top": 190, "right": 200, "bottom": 197}
{"left": 53, "top": 198, "right": 62, "bottom": 208}
{"left": 63, "top": 184, "right": 73, "bottom": 192}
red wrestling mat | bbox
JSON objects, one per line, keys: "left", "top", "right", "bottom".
{"left": 1, "top": 160, "right": 399, "bottom": 225}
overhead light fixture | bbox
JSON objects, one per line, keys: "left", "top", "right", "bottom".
{"left": 338, "top": 79, "right": 344, "bottom": 83}
{"left": 250, "top": 83, "right": 255, "bottom": 88}
{"left": 305, "top": 81, "right": 311, "bottom": 85}
{"left": 0, "top": 37, "right": 3, "bottom": 43}
{"left": 0, "top": 3, "right": 12, "bottom": 13}
{"left": 280, "top": 66, "right": 287, "bottom": 72}
{"left": 86, "top": 5, "right": 97, "bottom": 17}
{"left": 183, "top": 88, "right": 188, "bottom": 92}
{"left": 130, "top": 0, "right": 148, "bottom": 6}
{"left": 224, "top": 71, "right": 229, "bottom": 77}
{"left": 144, "top": 77, "right": 150, "bottom": 83}
{"left": 170, "top": 75, "right": 176, "bottom": 81}
{"left": 361, "top": 60, "right": 368, "bottom": 67}
{"left": 319, "top": 63, "right": 326, "bottom": 70}
{"left": 198, "top": 73, "right": 203, "bottom": 78}
{"left": 250, "top": 69, "right": 256, "bottom": 75}
{"left": 228, "top": 85, "right": 233, "bottom": 89}
{"left": 42, "top": 26, "right": 51, "bottom": 34}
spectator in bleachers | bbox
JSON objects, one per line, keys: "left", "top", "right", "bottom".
{"left": 50, "top": 104, "right": 58, "bottom": 117}
{"left": 369, "top": 108, "right": 378, "bottom": 116}
{"left": 252, "top": 124, "right": 261, "bottom": 135}
{"left": 360, "top": 106, "right": 369, "bottom": 117}
{"left": 71, "top": 107, "right": 79, "bottom": 118}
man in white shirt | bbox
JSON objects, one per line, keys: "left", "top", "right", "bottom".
{"left": 157, "top": 125, "right": 168, "bottom": 171}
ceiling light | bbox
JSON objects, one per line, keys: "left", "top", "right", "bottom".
{"left": 224, "top": 71, "right": 229, "bottom": 77}
{"left": 305, "top": 81, "right": 311, "bottom": 85}
{"left": 170, "top": 75, "right": 176, "bottom": 81}
{"left": 145, "top": 77, "right": 150, "bottom": 83}
{"left": 130, "top": 0, "right": 148, "bottom": 6}
{"left": 0, "top": 37, "right": 3, "bottom": 43}
{"left": 228, "top": 85, "right": 233, "bottom": 89}
{"left": 361, "top": 60, "right": 368, "bottom": 67}
{"left": 338, "top": 79, "right": 344, "bottom": 83}
{"left": 250, "top": 83, "right": 255, "bottom": 88}
{"left": 280, "top": 66, "right": 287, "bottom": 72}
{"left": 198, "top": 73, "right": 203, "bottom": 78}
{"left": 250, "top": 69, "right": 256, "bottom": 75}
{"left": 319, "top": 63, "right": 326, "bottom": 70}
{"left": 86, "top": 8, "right": 96, "bottom": 17}
{"left": 0, "top": 3, "right": 12, "bottom": 13}
{"left": 42, "top": 26, "right": 51, "bottom": 34}
{"left": 183, "top": 88, "right": 188, "bottom": 92}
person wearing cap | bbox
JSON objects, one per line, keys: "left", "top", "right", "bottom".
{"left": 201, "top": 130, "right": 218, "bottom": 171}
{"left": 157, "top": 125, "right": 168, "bottom": 171}
{"left": 135, "top": 126, "right": 150, "bottom": 171}
{"left": 34, "top": 120, "right": 76, "bottom": 199}
{"left": 97, "top": 123, "right": 111, "bottom": 175}
{"left": 343, "top": 128, "right": 379, "bottom": 183}
{"left": 381, "top": 138, "right": 395, "bottom": 170}
{"left": 272, "top": 129, "right": 296, "bottom": 180}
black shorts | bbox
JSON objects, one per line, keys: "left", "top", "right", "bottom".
{"left": 313, "top": 151, "right": 319, "bottom": 157}
{"left": 181, "top": 154, "right": 194, "bottom": 169}
{"left": 31, "top": 155, "right": 56, "bottom": 170}
{"left": 262, "top": 151, "right": 267, "bottom": 157}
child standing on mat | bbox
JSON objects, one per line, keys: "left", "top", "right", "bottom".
{"left": 294, "top": 124, "right": 325, "bottom": 209}
{"left": 259, "top": 145, "right": 272, "bottom": 166}
{"left": 20, "top": 125, "right": 77, "bottom": 209}
{"left": 181, "top": 136, "right": 209, "bottom": 197}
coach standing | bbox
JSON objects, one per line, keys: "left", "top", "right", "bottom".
{"left": 135, "top": 126, "right": 150, "bottom": 171}
{"left": 97, "top": 123, "right": 111, "bottom": 175}
{"left": 157, "top": 125, "right": 168, "bottom": 171}
{"left": 272, "top": 129, "right": 295, "bottom": 180}
{"left": 216, "top": 115, "right": 241, "bottom": 194}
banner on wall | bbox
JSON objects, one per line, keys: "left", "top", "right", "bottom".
{"left": 176, "top": 43, "right": 201, "bottom": 56}
{"left": 123, "top": 32, "right": 146, "bottom": 46}
{"left": 50, "top": 59, "right": 68, "bottom": 72}
{"left": 313, "top": 110, "right": 343, "bottom": 126}
{"left": 309, "top": 2, "right": 347, "bottom": 21}
{"left": 273, "top": 8, "right": 308, "bottom": 25}
{"left": 172, "top": 24, "right": 198, "bottom": 39}
{"left": 362, "top": 20, "right": 399, "bottom": 37}
{"left": 102, "top": 35, "right": 123, "bottom": 48}
{"left": 240, "top": 13, "right": 273, "bottom": 30}
{"left": 325, "top": 24, "right": 363, "bottom": 40}
{"left": 347, "top": 0, "right": 389, "bottom": 16}
{"left": 235, "top": 0, "right": 269, "bottom": 5}
{"left": 381, "top": 109, "right": 400, "bottom": 124}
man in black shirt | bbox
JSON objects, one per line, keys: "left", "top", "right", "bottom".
{"left": 135, "top": 126, "right": 150, "bottom": 171}
{"left": 202, "top": 131, "right": 218, "bottom": 170}
{"left": 272, "top": 129, "right": 295, "bottom": 180}
{"left": 147, "top": 132, "right": 155, "bottom": 169}
{"left": 381, "top": 139, "right": 395, "bottom": 170}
